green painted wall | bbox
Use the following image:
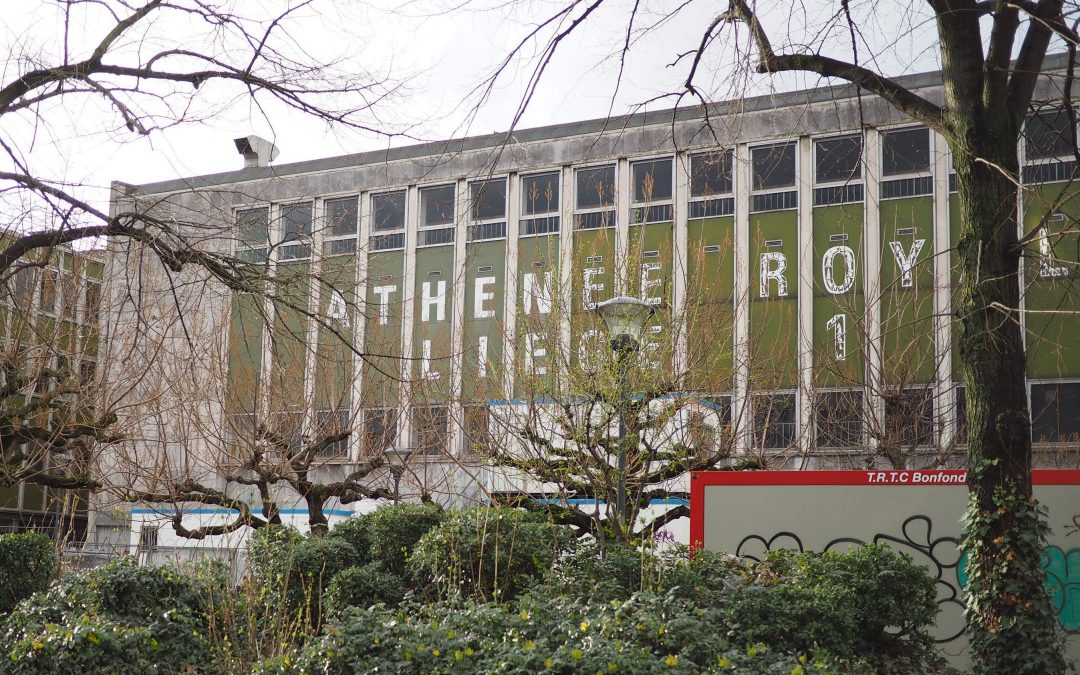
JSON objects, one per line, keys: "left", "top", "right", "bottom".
{"left": 628, "top": 222, "right": 674, "bottom": 372}
{"left": 515, "top": 234, "right": 560, "bottom": 399}
{"left": 879, "top": 197, "right": 936, "bottom": 384}
{"left": 270, "top": 261, "right": 311, "bottom": 412}
{"left": 413, "top": 245, "right": 455, "bottom": 402}
{"left": 570, "top": 228, "right": 615, "bottom": 372}
{"left": 363, "top": 250, "right": 404, "bottom": 408}
{"left": 315, "top": 255, "right": 356, "bottom": 411}
{"left": 686, "top": 215, "right": 735, "bottom": 392}
{"left": 812, "top": 203, "right": 865, "bottom": 387}
{"left": 749, "top": 210, "right": 798, "bottom": 388}
{"left": 1023, "top": 181, "right": 1080, "bottom": 378}
{"left": 227, "top": 294, "right": 263, "bottom": 411}
{"left": 462, "top": 240, "right": 506, "bottom": 401}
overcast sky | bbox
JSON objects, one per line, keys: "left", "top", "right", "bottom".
{"left": 2, "top": 0, "right": 950, "bottom": 221}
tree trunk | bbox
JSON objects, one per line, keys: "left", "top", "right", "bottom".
{"left": 952, "top": 120, "right": 1065, "bottom": 672}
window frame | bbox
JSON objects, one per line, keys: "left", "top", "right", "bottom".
{"left": 687, "top": 149, "right": 735, "bottom": 220}
{"left": 630, "top": 156, "right": 674, "bottom": 224}
{"left": 468, "top": 177, "right": 508, "bottom": 242}
{"left": 418, "top": 184, "right": 457, "bottom": 247}
{"left": 813, "top": 389, "right": 865, "bottom": 449}
{"left": 276, "top": 201, "right": 314, "bottom": 261}
{"left": 412, "top": 403, "right": 450, "bottom": 455}
{"left": 1023, "top": 106, "right": 1078, "bottom": 164}
{"left": 749, "top": 141, "right": 798, "bottom": 213}
{"left": 573, "top": 163, "right": 617, "bottom": 230}
{"left": 1029, "top": 379, "right": 1080, "bottom": 444}
{"left": 369, "top": 189, "right": 408, "bottom": 252}
{"left": 235, "top": 205, "right": 270, "bottom": 263}
{"left": 883, "top": 386, "right": 935, "bottom": 449}
{"left": 751, "top": 391, "right": 798, "bottom": 450}
{"left": 520, "top": 170, "right": 562, "bottom": 237}
{"left": 322, "top": 195, "right": 359, "bottom": 257}
{"left": 880, "top": 125, "right": 933, "bottom": 179}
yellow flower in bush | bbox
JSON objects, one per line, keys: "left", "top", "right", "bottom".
{"left": 791, "top": 666, "right": 805, "bottom": 675}
{"left": 454, "top": 650, "right": 463, "bottom": 661}
{"left": 545, "top": 658, "right": 554, "bottom": 668}
{"left": 524, "top": 640, "right": 536, "bottom": 652}
{"left": 432, "top": 649, "right": 441, "bottom": 657}
{"left": 580, "top": 621, "right": 590, "bottom": 632}
{"left": 571, "top": 648, "right": 583, "bottom": 661}
{"left": 608, "top": 663, "right": 618, "bottom": 672}
{"left": 664, "top": 654, "right": 678, "bottom": 667}
{"left": 465, "top": 647, "right": 475, "bottom": 657}
{"left": 717, "top": 656, "right": 731, "bottom": 668}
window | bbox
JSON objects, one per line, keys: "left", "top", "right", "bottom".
{"left": 469, "top": 178, "right": 507, "bottom": 241}
{"left": 372, "top": 191, "right": 407, "bottom": 231}
{"left": 270, "top": 411, "right": 304, "bottom": 454}
{"left": 631, "top": 158, "right": 673, "bottom": 223}
{"left": 751, "top": 143, "right": 797, "bottom": 212}
{"left": 420, "top": 185, "right": 456, "bottom": 246}
{"left": 1025, "top": 108, "right": 1077, "bottom": 161}
{"left": 237, "top": 207, "right": 269, "bottom": 262}
{"left": 882, "top": 128, "right": 930, "bottom": 176}
{"left": 688, "top": 396, "right": 731, "bottom": 453}
{"left": 362, "top": 407, "right": 397, "bottom": 456}
{"left": 39, "top": 269, "right": 58, "bottom": 314}
{"left": 277, "top": 203, "right": 312, "bottom": 260}
{"left": 521, "top": 172, "right": 560, "bottom": 235}
{"left": 84, "top": 281, "right": 101, "bottom": 326}
{"left": 323, "top": 196, "right": 358, "bottom": 256}
{"left": 315, "top": 409, "right": 350, "bottom": 458}
{"left": 1030, "top": 382, "right": 1080, "bottom": 443}
{"left": 815, "top": 390, "right": 863, "bottom": 448}
{"left": 421, "top": 185, "right": 456, "bottom": 227}
{"left": 690, "top": 150, "right": 734, "bottom": 197}
{"left": 463, "top": 404, "right": 490, "bottom": 455}
{"left": 575, "top": 165, "right": 616, "bottom": 229}
{"left": 752, "top": 393, "right": 796, "bottom": 449}
{"left": 413, "top": 404, "right": 449, "bottom": 455}
{"left": 884, "top": 387, "right": 934, "bottom": 447}
{"left": 815, "top": 136, "right": 862, "bottom": 183}
{"left": 13, "top": 267, "right": 35, "bottom": 309}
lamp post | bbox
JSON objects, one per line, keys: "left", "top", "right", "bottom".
{"left": 594, "top": 296, "right": 655, "bottom": 532}
{"left": 384, "top": 446, "right": 412, "bottom": 505}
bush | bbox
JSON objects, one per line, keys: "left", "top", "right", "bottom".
{"left": 327, "top": 513, "right": 374, "bottom": 567}
{"left": 367, "top": 502, "right": 445, "bottom": 578}
{"left": 246, "top": 526, "right": 358, "bottom": 630}
{"left": 549, "top": 540, "right": 656, "bottom": 601}
{"left": 0, "top": 533, "right": 58, "bottom": 614}
{"left": 410, "top": 506, "right": 575, "bottom": 601}
{"left": 325, "top": 563, "right": 406, "bottom": 612}
{"left": 0, "top": 558, "right": 214, "bottom": 674}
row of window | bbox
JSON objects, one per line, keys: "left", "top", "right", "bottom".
{"left": 234, "top": 108, "right": 1077, "bottom": 261}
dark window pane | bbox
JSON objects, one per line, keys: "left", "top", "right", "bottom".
{"left": 281, "top": 203, "right": 313, "bottom": 240}
{"left": 315, "top": 410, "right": 350, "bottom": 457}
{"left": 237, "top": 207, "right": 269, "bottom": 246}
{"left": 325, "top": 197, "right": 358, "bottom": 238}
{"left": 632, "top": 158, "right": 673, "bottom": 203}
{"left": 576, "top": 165, "right": 616, "bottom": 209}
{"left": 815, "top": 390, "right": 863, "bottom": 448}
{"left": 421, "top": 185, "right": 456, "bottom": 227}
{"left": 752, "top": 393, "right": 796, "bottom": 449}
{"left": 690, "top": 150, "right": 733, "bottom": 197}
{"left": 363, "top": 408, "right": 397, "bottom": 456}
{"left": 815, "top": 135, "right": 862, "bottom": 183}
{"left": 1031, "top": 382, "right": 1080, "bottom": 443}
{"left": 882, "top": 128, "right": 930, "bottom": 176}
{"left": 522, "top": 173, "right": 560, "bottom": 215}
{"left": 413, "top": 404, "right": 449, "bottom": 454}
{"left": 751, "top": 143, "right": 796, "bottom": 191}
{"left": 463, "top": 404, "right": 490, "bottom": 455}
{"left": 372, "top": 191, "right": 406, "bottom": 231}
{"left": 470, "top": 179, "right": 507, "bottom": 221}
{"left": 884, "top": 387, "right": 934, "bottom": 447}
{"left": 1025, "top": 108, "right": 1077, "bottom": 160}
{"left": 84, "top": 282, "right": 101, "bottom": 325}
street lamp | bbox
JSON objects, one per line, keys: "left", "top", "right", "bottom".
{"left": 594, "top": 296, "right": 655, "bottom": 531}
{"left": 384, "top": 446, "right": 413, "bottom": 505}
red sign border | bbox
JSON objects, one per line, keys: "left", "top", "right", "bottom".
{"left": 688, "top": 469, "right": 1080, "bottom": 551}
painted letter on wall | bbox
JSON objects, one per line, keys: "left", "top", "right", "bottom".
{"left": 640, "top": 262, "right": 663, "bottom": 306}
{"left": 888, "top": 239, "right": 925, "bottom": 288}
{"left": 474, "top": 276, "right": 496, "bottom": 319}
{"left": 822, "top": 246, "right": 856, "bottom": 295}
{"left": 583, "top": 267, "right": 605, "bottom": 310}
{"left": 524, "top": 333, "right": 547, "bottom": 375}
{"left": 373, "top": 285, "right": 397, "bottom": 326}
{"left": 522, "top": 271, "right": 553, "bottom": 315}
{"left": 825, "top": 313, "right": 847, "bottom": 361}
{"left": 422, "top": 280, "right": 447, "bottom": 322}
{"left": 759, "top": 252, "right": 789, "bottom": 298}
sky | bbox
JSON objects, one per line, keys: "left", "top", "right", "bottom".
{"left": 0, "top": 0, "right": 949, "bottom": 223}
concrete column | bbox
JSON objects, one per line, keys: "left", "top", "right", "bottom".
{"left": 350, "top": 193, "right": 369, "bottom": 462}
{"left": 398, "top": 185, "right": 419, "bottom": 449}
{"left": 673, "top": 151, "right": 690, "bottom": 379}
{"left": 797, "top": 136, "right": 814, "bottom": 455}
{"left": 863, "top": 129, "right": 884, "bottom": 451}
{"left": 502, "top": 172, "right": 521, "bottom": 401}
{"left": 932, "top": 132, "right": 954, "bottom": 450}
{"left": 448, "top": 178, "right": 468, "bottom": 457}
{"left": 615, "top": 157, "right": 630, "bottom": 295}
{"left": 733, "top": 143, "right": 751, "bottom": 455}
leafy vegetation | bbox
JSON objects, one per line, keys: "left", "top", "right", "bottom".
{"left": 0, "top": 533, "right": 58, "bottom": 614}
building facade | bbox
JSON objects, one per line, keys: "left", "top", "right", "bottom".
{"left": 110, "top": 57, "right": 1080, "bottom": 540}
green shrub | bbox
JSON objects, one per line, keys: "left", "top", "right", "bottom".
{"left": 0, "top": 558, "right": 214, "bottom": 674}
{"left": 549, "top": 540, "right": 657, "bottom": 601}
{"left": 409, "top": 506, "right": 575, "bottom": 601}
{"left": 246, "top": 526, "right": 358, "bottom": 630}
{"left": 367, "top": 502, "right": 445, "bottom": 578}
{"left": 327, "top": 513, "right": 374, "bottom": 567}
{"left": 0, "top": 533, "right": 58, "bottom": 614}
{"left": 325, "top": 563, "right": 405, "bottom": 612}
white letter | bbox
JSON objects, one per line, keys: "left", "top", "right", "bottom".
{"left": 372, "top": 285, "right": 396, "bottom": 326}
{"left": 474, "top": 276, "right": 496, "bottom": 319}
{"left": 421, "top": 280, "right": 447, "bottom": 322}
{"left": 640, "top": 262, "right": 663, "bottom": 306}
{"left": 524, "top": 333, "right": 546, "bottom": 375}
{"left": 327, "top": 289, "right": 348, "bottom": 322}
{"left": 821, "top": 245, "right": 856, "bottom": 295}
{"left": 759, "top": 252, "right": 788, "bottom": 298}
{"left": 888, "top": 239, "right": 925, "bottom": 288}
{"left": 583, "top": 267, "right": 605, "bottom": 309}
{"left": 578, "top": 328, "right": 602, "bottom": 372}
{"left": 1038, "top": 228, "right": 1070, "bottom": 278}
{"left": 522, "top": 272, "right": 553, "bottom": 315}
{"left": 826, "top": 313, "right": 847, "bottom": 361}
{"left": 477, "top": 335, "right": 489, "bottom": 378}
{"left": 420, "top": 339, "right": 440, "bottom": 380}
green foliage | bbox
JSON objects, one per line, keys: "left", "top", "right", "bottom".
{"left": 549, "top": 540, "right": 662, "bottom": 601}
{"left": 367, "top": 502, "right": 445, "bottom": 578}
{"left": 327, "top": 513, "right": 374, "bottom": 568}
{"left": 409, "top": 506, "right": 575, "bottom": 602}
{"left": 325, "top": 563, "right": 405, "bottom": 612}
{"left": 961, "top": 475, "right": 1067, "bottom": 674}
{"left": 0, "top": 533, "right": 58, "bottom": 614}
{"left": 247, "top": 525, "right": 358, "bottom": 630}
{"left": 0, "top": 558, "right": 215, "bottom": 674}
